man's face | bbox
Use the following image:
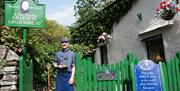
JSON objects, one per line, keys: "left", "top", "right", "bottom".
{"left": 61, "top": 41, "right": 69, "bottom": 49}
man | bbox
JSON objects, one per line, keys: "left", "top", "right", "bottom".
{"left": 53, "top": 37, "right": 75, "bottom": 91}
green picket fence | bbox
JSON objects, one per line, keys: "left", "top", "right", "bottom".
{"left": 75, "top": 52, "right": 180, "bottom": 91}
{"left": 159, "top": 52, "right": 180, "bottom": 91}
{"left": 75, "top": 53, "right": 139, "bottom": 91}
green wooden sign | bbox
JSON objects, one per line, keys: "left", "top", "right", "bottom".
{"left": 5, "top": 0, "right": 45, "bottom": 28}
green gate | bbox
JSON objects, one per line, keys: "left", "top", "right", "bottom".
{"left": 75, "top": 53, "right": 139, "bottom": 91}
{"left": 158, "top": 53, "right": 180, "bottom": 91}
{"left": 75, "top": 52, "right": 180, "bottom": 91}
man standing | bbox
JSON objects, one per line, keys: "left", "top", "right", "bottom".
{"left": 53, "top": 37, "right": 75, "bottom": 91}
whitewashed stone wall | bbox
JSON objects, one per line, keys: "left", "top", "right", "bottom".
{"left": 0, "top": 45, "right": 19, "bottom": 91}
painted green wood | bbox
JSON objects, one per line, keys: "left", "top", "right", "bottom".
{"left": 83, "top": 60, "right": 88, "bottom": 91}
{"left": 97, "top": 65, "right": 102, "bottom": 91}
{"left": 159, "top": 62, "right": 167, "bottom": 91}
{"left": 87, "top": 58, "right": 93, "bottom": 91}
{"left": 175, "top": 57, "right": 180, "bottom": 91}
{"left": 23, "top": 59, "right": 33, "bottom": 91}
{"left": 101, "top": 65, "right": 107, "bottom": 91}
{"left": 99, "top": 81, "right": 103, "bottom": 91}
{"left": 135, "top": 57, "right": 139, "bottom": 64}
{"left": 106, "top": 65, "right": 112, "bottom": 91}
{"left": 124, "top": 58, "right": 129, "bottom": 80}
{"left": 102, "top": 81, "right": 106, "bottom": 91}
{"left": 116, "top": 63, "right": 121, "bottom": 91}
{"left": 130, "top": 63, "right": 136, "bottom": 91}
{"left": 75, "top": 53, "right": 82, "bottom": 91}
{"left": 167, "top": 60, "right": 173, "bottom": 91}
{"left": 19, "top": 56, "right": 23, "bottom": 91}
{"left": 121, "top": 61, "right": 125, "bottom": 91}
{"left": 128, "top": 53, "right": 133, "bottom": 62}
{"left": 93, "top": 64, "right": 97, "bottom": 91}
{"left": 111, "top": 64, "right": 116, "bottom": 91}
{"left": 108, "top": 80, "right": 112, "bottom": 91}
{"left": 171, "top": 58, "right": 178, "bottom": 91}
{"left": 162, "top": 62, "right": 169, "bottom": 91}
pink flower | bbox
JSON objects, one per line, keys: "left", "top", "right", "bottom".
{"left": 97, "top": 32, "right": 112, "bottom": 43}
{"left": 156, "top": 0, "right": 180, "bottom": 20}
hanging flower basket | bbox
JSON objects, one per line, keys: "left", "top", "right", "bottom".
{"left": 156, "top": 0, "right": 180, "bottom": 20}
{"left": 160, "top": 10, "right": 175, "bottom": 20}
{"left": 97, "top": 32, "right": 112, "bottom": 46}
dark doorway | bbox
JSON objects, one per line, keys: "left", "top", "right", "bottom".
{"left": 100, "top": 45, "right": 108, "bottom": 64}
{"left": 145, "top": 35, "right": 165, "bottom": 63}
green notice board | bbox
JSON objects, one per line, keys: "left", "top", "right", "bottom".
{"left": 5, "top": 0, "right": 45, "bottom": 28}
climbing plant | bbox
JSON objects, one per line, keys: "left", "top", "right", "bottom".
{"left": 71, "top": 0, "right": 135, "bottom": 51}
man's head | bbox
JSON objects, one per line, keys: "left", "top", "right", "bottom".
{"left": 60, "top": 37, "right": 70, "bottom": 49}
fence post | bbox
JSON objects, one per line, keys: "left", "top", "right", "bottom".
{"left": 92, "top": 64, "right": 97, "bottom": 91}
{"left": 130, "top": 63, "right": 136, "bottom": 91}
{"left": 171, "top": 58, "right": 178, "bottom": 91}
{"left": 159, "top": 62, "right": 167, "bottom": 91}
{"left": 75, "top": 53, "right": 82, "bottom": 91}
{"left": 167, "top": 60, "right": 173, "bottom": 91}
{"left": 175, "top": 57, "right": 180, "bottom": 91}
{"left": 116, "top": 63, "right": 120, "bottom": 91}
{"left": 87, "top": 57, "right": 93, "bottom": 91}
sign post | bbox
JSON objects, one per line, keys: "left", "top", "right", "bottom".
{"left": 134, "top": 60, "right": 162, "bottom": 91}
{"left": 5, "top": 0, "right": 45, "bottom": 91}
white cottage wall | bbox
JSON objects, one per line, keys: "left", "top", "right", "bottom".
{"left": 162, "top": 16, "right": 180, "bottom": 60}
{"left": 107, "top": 0, "right": 163, "bottom": 63}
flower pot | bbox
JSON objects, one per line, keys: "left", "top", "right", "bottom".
{"left": 160, "top": 10, "right": 175, "bottom": 20}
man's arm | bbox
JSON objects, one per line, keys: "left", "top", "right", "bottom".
{"left": 69, "top": 66, "right": 75, "bottom": 85}
{"left": 69, "top": 52, "right": 76, "bottom": 84}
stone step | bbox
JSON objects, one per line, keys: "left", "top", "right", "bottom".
{"left": 0, "top": 71, "right": 17, "bottom": 75}
{"left": 0, "top": 81, "right": 17, "bottom": 86}
{"left": 0, "top": 85, "right": 17, "bottom": 91}
{"left": 1, "top": 74, "right": 18, "bottom": 81}
{"left": 6, "top": 61, "right": 18, "bottom": 66}
{"left": 1, "top": 66, "right": 17, "bottom": 72}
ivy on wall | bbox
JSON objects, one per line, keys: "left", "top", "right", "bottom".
{"left": 71, "top": 0, "right": 135, "bottom": 50}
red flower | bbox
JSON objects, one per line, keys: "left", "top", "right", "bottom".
{"left": 174, "top": 7, "right": 178, "bottom": 11}
{"left": 156, "top": 0, "right": 180, "bottom": 20}
{"left": 178, "top": 8, "right": 180, "bottom": 11}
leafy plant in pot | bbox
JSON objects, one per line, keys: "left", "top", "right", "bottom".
{"left": 156, "top": 0, "right": 180, "bottom": 20}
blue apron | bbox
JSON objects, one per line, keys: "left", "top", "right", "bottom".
{"left": 56, "top": 71, "right": 74, "bottom": 91}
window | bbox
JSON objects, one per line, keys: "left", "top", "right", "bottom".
{"left": 145, "top": 35, "right": 165, "bottom": 63}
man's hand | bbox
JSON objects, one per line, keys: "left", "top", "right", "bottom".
{"left": 68, "top": 77, "right": 74, "bottom": 85}
{"left": 58, "top": 64, "right": 67, "bottom": 68}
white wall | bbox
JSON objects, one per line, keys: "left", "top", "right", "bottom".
{"left": 106, "top": 0, "right": 180, "bottom": 63}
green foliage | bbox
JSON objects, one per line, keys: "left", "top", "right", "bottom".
{"left": 74, "top": 0, "right": 113, "bottom": 23}
{"left": 72, "top": 0, "right": 135, "bottom": 50}
{"left": 70, "top": 44, "right": 94, "bottom": 57}
{"left": 0, "top": 28, "right": 24, "bottom": 52}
